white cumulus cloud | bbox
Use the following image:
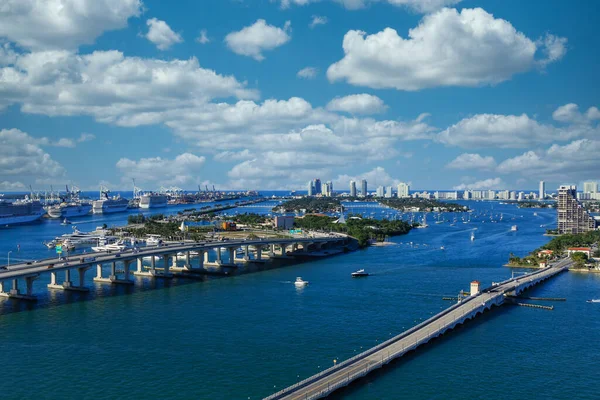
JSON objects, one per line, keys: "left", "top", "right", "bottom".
{"left": 309, "top": 15, "right": 328, "bottom": 28}
{"left": 225, "top": 19, "right": 291, "bottom": 61}
{"left": 277, "top": 0, "right": 461, "bottom": 13}
{"left": 453, "top": 177, "right": 505, "bottom": 190}
{"left": 446, "top": 153, "right": 496, "bottom": 170}
{"left": 0, "top": 0, "right": 142, "bottom": 50}
{"left": 196, "top": 29, "right": 210, "bottom": 44}
{"left": 116, "top": 153, "right": 206, "bottom": 187}
{"left": 297, "top": 67, "right": 318, "bottom": 79}
{"left": 326, "top": 93, "right": 387, "bottom": 115}
{"left": 145, "top": 18, "right": 183, "bottom": 50}
{"left": 327, "top": 8, "right": 567, "bottom": 91}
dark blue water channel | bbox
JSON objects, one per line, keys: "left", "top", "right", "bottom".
{"left": 0, "top": 200, "right": 599, "bottom": 399}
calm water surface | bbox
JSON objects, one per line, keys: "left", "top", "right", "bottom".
{"left": 1, "top": 201, "right": 598, "bottom": 399}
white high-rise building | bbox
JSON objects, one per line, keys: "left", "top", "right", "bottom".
{"left": 376, "top": 186, "right": 384, "bottom": 197}
{"left": 539, "top": 180, "right": 545, "bottom": 200}
{"left": 360, "top": 179, "right": 368, "bottom": 197}
{"left": 583, "top": 181, "right": 598, "bottom": 194}
{"left": 385, "top": 186, "right": 392, "bottom": 198}
{"left": 307, "top": 181, "right": 314, "bottom": 196}
{"left": 397, "top": 182, "right": 410, "bottom": 198}
{"left": 349, "top": 180, "right": 357, "bottom": 197}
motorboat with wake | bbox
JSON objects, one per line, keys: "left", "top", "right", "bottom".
{"left": 351, "top": 269, "right": 369, "bottom": 277}
{"left": 586, "top": 299, "right": 600, "bottom": 303}
{"left": 294, "top": 277, "right": 309, "bottom": 287}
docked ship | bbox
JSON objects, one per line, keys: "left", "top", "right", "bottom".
{"left": 92, "top": 186, "right": 129, "bottom": 214}
{"left": 139, "top": 193, "right": 168, "bottom": 209}
{"left": 0, "top": 197, "right": 45, "bottom": 225}
{"left": 46, "top": 185, "right": 92, "bottom": 219}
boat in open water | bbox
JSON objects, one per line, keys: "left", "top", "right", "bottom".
{"left": 294, "top": 277, "right": 309, "bottom": 287}
{"left": 351, "top": 269, "right": 369, "bottom": 277}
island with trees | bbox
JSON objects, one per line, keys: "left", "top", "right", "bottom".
{"left": 275, "top": 197, "right": 468, "bottom": 213}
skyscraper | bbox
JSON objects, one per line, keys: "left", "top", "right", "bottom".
{"left": 313, "top": 179, "right": 322, "bottom": 195}
{"left": 349, "top": 180, "right": 357, "bottom": 197}
{"left": 307, "top": 180, "right": 314, "bottom": 196}
{"left": 385, "top": 186, "right": 392, "bottom": 198}
{"left": 557, "top": 185, "right": 596, "bottom": 234}
{"left": 376, "top": 186, "right": 384, "bottom": 197}
{"left": 360, "top": 179, "right": 367, "bottom": 197}
{"left": 539, "top": 180, "right": 545, "bottom": 200}
{"left": 583, "top": 181, "right": 598, "bottom": 193}
{"left": 323, "top": 181, "right": 333, "bottom": 197}
{"left": 397, "top": 182, "right": 409, "bottom": 198}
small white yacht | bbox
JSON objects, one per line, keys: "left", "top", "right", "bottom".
{"left": 470, "top": 232, "right": 475, "bottom": 241}
{"left": 92, "top": 240, "right": 127, "bottom": 252}
{"left": 351, "top": 269, "right": 369, "bottom": 277}
{"left": 294, "top": 277, "right": 309, "bottom": 287}
{"left": 145, "top": 235, "right": 163, "bottom": 246}
{"left": 511, "top": 225, "right": 518, "bottom": 231}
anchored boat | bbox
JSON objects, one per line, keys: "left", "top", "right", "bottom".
{"left": 351, "top": 269, "right": 369, "bottom": 277}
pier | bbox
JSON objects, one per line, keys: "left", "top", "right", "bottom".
{"left": 265, "top": 258, "right": 572, "bottom": 400}
{"left": 0, "top": 236, "right": 349, "bottom": 300}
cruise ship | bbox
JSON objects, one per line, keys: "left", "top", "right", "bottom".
{"left": 46, "top": 185, "right": 92, "bottom": 218}
{"left": 0, "top": 197, "right": 45, "bottom": 225}
{"left": 139, "top": 193, "right": 168, "bottom": 209}
{"left": 92, "top": 186, "right": 129, "bottom": 214}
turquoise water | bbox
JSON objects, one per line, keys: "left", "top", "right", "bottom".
{"left": 1, "top": 201, "right": 599, "bottom": 399}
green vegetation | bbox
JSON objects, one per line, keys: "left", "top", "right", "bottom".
{"left": 122, "top": 220, "right": 213, "bottom": 242}
{"left": 276, "top": 197, "right": 341, "bottom": 213}
{"left": 508, "top": 230, "right": 600, "bottom": 267}
{"left": 378, "top": 198, "right": 467, "bottom": 212}
{"left": 539, "top": 230, "right": 600, "bottom": 253}
{"left": 515, "top": 201, "right": 556, "bottom": 209}
{"left": 571, "top": 252, "right": 588, "bottom": 267}
{"left": 294, "top": 215, "right": 412, "bottom": 247}
{"left": 230, "top": 213, "right": 268, "bottom": 225}
{"left": 127, "top": 214, "right": 146, "bottom": 224}
{"left": 276, "top": 196, "right": 467, "bottom": 213}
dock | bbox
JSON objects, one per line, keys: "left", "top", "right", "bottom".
{"left": 264, "top": 258, "right": 572, "bottom": 400}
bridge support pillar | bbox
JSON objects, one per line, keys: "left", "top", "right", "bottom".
{"left": 185, "top": 252, "right": 191, "bottom": 268}
{"left": 136, "top": 258, "right": 143, "bottom": 273}
{"left": 63, "top": 269, "right": 72, "bottom": 288}
{"left": 0, "top": 277, "right": 37, "bottom": 300}
{"left": 25, "top": 275, "right": 38, "bottom": 296}
{"left": 228, "top": 248, "right": 235, "bottom": 265}
{"left": 256, "top": 246, "right": 262, "bottom": 260}
{"left": 198, "top": 251, "right": 204, "bottom": 269}
{"left": 216, "top": 248, "right": 222, "bottom": 265}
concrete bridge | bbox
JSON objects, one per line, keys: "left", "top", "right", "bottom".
{"left": 0, "top": 236, "right": 349, "bottom": 301}
{"left": 265, "top": 258, "right": 572, "bottom": 400}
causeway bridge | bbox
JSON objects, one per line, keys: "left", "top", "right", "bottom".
{"left": 0, "top": 236, "right": 349, "bottom": 300}
{"left": 265, "top": 258, "right": 572, "bottom": 400}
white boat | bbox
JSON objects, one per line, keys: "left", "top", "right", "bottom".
{"left": 139, "top": 193, "right": 168, "bottom": 209}
{"left": 44, "top": 226, "right": 112, "bottom": 249}
{"left": 294, "top": 277, "right": 309, "bottom": 287}
{"left": 470, "top": 232, "right": 475, "bottom": 241}
{"left": 92, "top": 240, "right": 127, "bottom": 252}
{"left": 351, "top": 269, "right": 369, "bottom": 277}
{"left": 61, "top": 218, "right": 72, "bottom": 225}
{"left": 146, "top": 235, "right": 163, "bottom": 246}
{"left": 92, "top": 186, "right": 129, "bottom": 214}
{"left": 586, "top": 299, "right": 600, "bottom": 303}
{"left": 511, "top": 225, "right": 518, "bottom": 231}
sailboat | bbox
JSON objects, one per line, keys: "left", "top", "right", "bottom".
{"left": 416, "top": 213, "right": 429, "bottom": 228}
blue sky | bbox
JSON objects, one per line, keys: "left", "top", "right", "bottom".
{"left": 0, "top": 0, "right": 598, "bottom": 192}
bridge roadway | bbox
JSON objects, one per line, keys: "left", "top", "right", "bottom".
{"left": 0, "top": 235, "right": 347, "bottom": 298}
{"left": 265, "top": 258, "right": 572, "bottom": 400}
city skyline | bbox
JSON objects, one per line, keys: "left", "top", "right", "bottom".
{"left": 0, "top": 0, "right": 599, "bottom": 192}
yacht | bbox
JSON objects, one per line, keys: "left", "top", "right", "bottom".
{"left": 511, "top": 225, "right": 518, "bottom": 231}
{"left": 92, "top": 186, "right": 129, "bottom": 214}
{"left": 145, "top": 235, "right": 163, "bottom": 246}
{"left": 470, "top": 232, "right": 475, "bottom": 241}
{"left": 92, "top": 240, "right": 127, "bottom": 252}
{"left": 351, "top": 269, "right": 369, "bottom": 277}
{"left": 139, "top": 193, "right": 168, "bottom": 209}
{"left": 43, "top": 226, "right": 111, "bottom": 249}
{"left": 0, "top": 197, "right": 45, "bottom": 225}
{"left": 586, "top": 299, "right": 600, "bottom": 303}
{"left": 294, "top": 277, "right": 309, "bottom": 287}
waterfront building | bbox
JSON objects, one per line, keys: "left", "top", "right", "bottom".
{"left": 323, "top": 181, "right": 333, "bottom": 197}
{"left": 539, "top": 180, "right": 545, "bottom": 200}
{"left": 510, "top": 191, "right": 517, "bottom": 200}
{"left": 487, "top": 190, "right": 496, "bottom": 200}
{"left": 463, "top": 190, "right": 472, "bottom": 200}
{"left": 583, "top": 181, "right": 598, "bottom": 194}
{"left": 313, "top": 179, "right": 322, "bottom": 195}
{"left": 360, "top": 179, "right": 368, "bottom": 198}
{"left": 349, "top": 180, "right": 357, "bottom": 197}
{"left": 518, "top": 192, "right": 524, "bottom": 201}
{"left": 307, "top": 181, "right": 314, "bottom": 196}
{"left": 557, "top": 185, "right": 597, "bottom": 234}
{"left": 566, "top": 247, "right": 593, "bottom": 258}
{"left": 376, "top": 186, "right": 384, "bottom": 197}
{"left": 274, "top": 216, "right": 295, "bottom": 230}
{"left": 397, "top": 182, "right": 410, "bottom": 198}
{"left": 384, "top": 186, "right": 392, "bottom": 198}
